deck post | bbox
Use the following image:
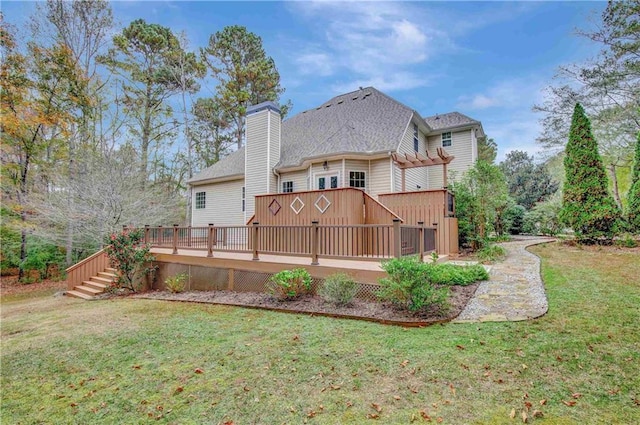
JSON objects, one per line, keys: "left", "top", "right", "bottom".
{"left": 158, "top": 225, "right": 163, "bottom": 246}
{"left": 172, "top": 224, "right": 179, "bottom": 254}
{"left": 207, "top": 224, "right": 214, "bottom": 257}
{"left": 144, "top": 225, "right": 150, "bottom": 246}
{"left": 418, "top": 221, "right": 425, "bottom": 262}
{"left": 187, "top": 226, "right": 192, "bottom": 247}
{"left": 311, "top": 220, "right": 319, "bottom": 265}
{"left": 393, "top": 218, "right": 401, "bottom": 258}
{"left": 252, "top": 222, "right": 260, "bottom": 261}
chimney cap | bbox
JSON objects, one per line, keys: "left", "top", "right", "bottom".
{"left": 247, "top": 101, "right": 281, "bottom": 116}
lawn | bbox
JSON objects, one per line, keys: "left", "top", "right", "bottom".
{"left": 1, "top": 242, "right": 639, "bottom": 424}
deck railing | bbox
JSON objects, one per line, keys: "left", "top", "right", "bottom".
{"left": 140, "top": 220, "right": 437, "bottom": 264}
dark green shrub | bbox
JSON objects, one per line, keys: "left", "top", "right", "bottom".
{"left": 267, "top": 268, "right": 312, "bottom": 300}
{"left": 504, "top": 204, "right": 526, "bottom": 235}
{"left": 427, "top": 263, "right": 489, "bottom": 286}
{"left": 627, "top": 132, "right": 640, "bottom": 233}
{"left": 165, "top": 273, "right": 188, "bottom": 293}
{"left": 560, "top": 103, "right": 622, "bottom": 243}
{"left": 614, "top": 234, "right": 638, "bottom": 248}
{"left": 377, "top": 257, "right": 449, "bottom": 313}
{"left": 318, "top": 273, "right": 358, "bottom": 306}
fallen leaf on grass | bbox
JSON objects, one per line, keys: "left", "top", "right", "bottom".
{"left": 307, "top": 410, "right": 316, "bottom": 418}
{"left": 449, "top": 383, "right": 456, "bottom": 396}
{"left": 70, "top": 403, "right": 78, "bottom": 408}
{"left": 562, "top": 400, "right": 577, "bottom": 407}
{"left": 174, "top": 386, "right": 184, "bottom": 394}
{"left": 223, "top": 421, "right": 234, "bottom": 425}
{"left": 393, "top": 395, "right": 401, "bottom": 400}
{"left": 436, "top": 417, "right": 443, "bottom": 423}
{"left": 456, "top": 345, "right": 465, "bottom": 350}
{"left": 524, "top": 401, "right": 532, "bottom": 410}
{"left": 571, "top": 393, "right": 582, "bottom": 399}
{"left": 532, "top": 410, "right": 544, "bottom": 418}
{"left": 132, "top": 365, "right": 141, "bottom": 370}
{"left": 521, "top": 410, "right": 528, "bottom": 423}
{"left": 420, "top": 410, "right": 431, "bottom": 421}
{"left": 509, "top": 408, "right": 516, "bottom": 419}
{"left": 346, "top": 401, "right": 353, "bottom": 408}
{"left": 331, "top": 384, "right": 341, "bottom": 390}
{"left": 371, "top": 403, "right": 382, "bottom": 412}
{"left": 366, "top": 413, "right": 380, "bottom": 419}
{"left": 194, "top": 368, "right": 204, "bottom": 374}
{"left": 539, "top": 399, "right": 547, "bottom": 405}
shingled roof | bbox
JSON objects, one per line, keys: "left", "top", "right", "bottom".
{"left": 423, "top": 112, "right": 479, "bottom": 131}
{"left": 277, "top": 87, "right": 414, "bottom": 168}
{"left": 188, "top": 147, "right": 245, "bottom": 184}
{"left": 189, "top": 87, "right": 482, "bottom": 184}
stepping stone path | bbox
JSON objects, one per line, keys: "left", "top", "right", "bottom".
{"left": 453, "top": 236, "right": 555, "bottom": 323}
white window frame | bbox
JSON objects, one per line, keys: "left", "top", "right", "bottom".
{"left": 413, "top": 123, "right": 419, "bottom": 152}
{"left": 348, "top": 171, "right": 366, "bottom": 189}
{"left": 442, "top": 132, "right": 452, "bottom": 147}
{"left": 282, "top": 181, "right": 294, "bottom": 193}
{"left": 195, "top": 191, "right": 206, "bottom": 209}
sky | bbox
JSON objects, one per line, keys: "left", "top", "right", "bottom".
{"left": 3, "top": 0, "right": 606, "bottom": 161}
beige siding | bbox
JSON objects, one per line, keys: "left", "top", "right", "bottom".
{"left": 395, "top": 119, "right": 429, "bottom": 192}
{"left": 427, "top": 129, "right": 475, "bottom": 188}
{"left": 191, "top": 179, "right": 245, "bottom": 226}
{"left": 268, "top": 111, "right": 281, "bottom": 193}
{"left": 369, "top": 158, "right": 391, "bottom": 198}
{"left": 279, "top": 169, "right": 308, "bottom": 192}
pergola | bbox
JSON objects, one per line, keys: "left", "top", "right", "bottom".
{"left": 391, "top": 147, "right": 455, "bottom": 191}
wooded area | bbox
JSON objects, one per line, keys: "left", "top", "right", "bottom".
{"left": 1, "top": 1, "right": 289, "bottom": 279}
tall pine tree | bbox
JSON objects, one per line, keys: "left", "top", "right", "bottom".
{"left": 560, "top": 103, "right": 621, "bottom": 243}
{"left": 627, "top": 132, "right": 640, "bottom": 232}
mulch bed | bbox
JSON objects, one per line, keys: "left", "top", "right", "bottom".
{"left": 133, "top": 283, "right": 480, "bottom": 327}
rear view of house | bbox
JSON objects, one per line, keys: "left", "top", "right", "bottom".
{"left": 188, "top": 87, "right": 485, "bottom": 255}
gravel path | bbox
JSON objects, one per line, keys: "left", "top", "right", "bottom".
{"left": 453, "top": 236, "right": 555, "bottom": 323}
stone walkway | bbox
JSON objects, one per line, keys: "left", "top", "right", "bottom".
{"left": 453, "top": 236, "right": 555, "bottom": 323}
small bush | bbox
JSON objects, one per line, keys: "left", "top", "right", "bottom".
{"left": 318, "top": 273, "right": 358, "bottom": 306}
{"left": 615, "top": 234, "right": 638, "bottom": 248}
{"left": 377, "top": 257, "right": 449, "bottom": 313}
{"left": 267, "top": 268, "right": 312, "bottom": 300}
{"left": 104, "top": 228, "right": 156, "bottom": 292}
{"left": 477, "top": 244, "right": 506, "bottom": 263}
{"left": 165, "top": 273, "right": 188, "bottom": 293}
{"left": 427, "top": 263, "right": 489, "bottom": 286}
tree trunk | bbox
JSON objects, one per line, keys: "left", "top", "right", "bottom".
{"left": 608, "top": 163, "right": 622, "bottom": 210}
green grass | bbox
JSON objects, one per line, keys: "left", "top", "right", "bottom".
{"left": 1, "top": 243, "right": 639, "bottom": 424}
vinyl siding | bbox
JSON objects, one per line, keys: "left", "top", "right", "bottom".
{"left": 426, "top": 129, "right": 475, "bottom": 188}
{"left": 369, "top": 158, "right": 391, "bottom": 198}
{"left": 394, "top": 119, "right": 428, "bottom": 192}
{"left": 279, "top": 169, "right": 308, "bottom": 192}
{"left": 268, "top": 111, "right": 281, "bottom": 193}
{"left": 191, "top": 179, "right": 245, "bottom": 226}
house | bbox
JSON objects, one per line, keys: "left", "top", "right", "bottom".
{"left": 188, "top": 87, "right": 485, "bottom": 229}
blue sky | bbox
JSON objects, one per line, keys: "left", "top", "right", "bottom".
{"left": 4, "top": 1, "right": 606, "bottom": 161}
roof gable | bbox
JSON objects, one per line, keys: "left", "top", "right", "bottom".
{"left": 423, "top": 112, "right": 479, "bottom": 131}
{"left": 188, "top": 147, "right": 245, "bottom": 184}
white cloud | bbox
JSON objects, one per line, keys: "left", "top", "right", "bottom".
{"left": 295, "top": 52, "right": 334, "bottom": 76}
{"left": 331, "top": 72, "right": 428, "bottom": 94}
{"left": 458, "top": 78, "right": 546, "bottom": 111}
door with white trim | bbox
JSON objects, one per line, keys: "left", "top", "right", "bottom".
{"left": 315, "top": 172, "right": 339, "bottom": 190}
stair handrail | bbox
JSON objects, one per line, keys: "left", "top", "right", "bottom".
{"left": 65, "top": 249, "right": 107, "bottom": 273}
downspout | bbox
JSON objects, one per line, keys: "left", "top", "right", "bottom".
{"left": 273, "top": 167, "right": 281, "bottom": 193}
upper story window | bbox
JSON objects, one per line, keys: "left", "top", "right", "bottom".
{"left": 195, "top": 192, "right": 206, "bottom": 209}
{"left": 413, "top": 123, "right": 419, "bottom": 152}
{"left": 349, "top": 171, "right": 366, "bottom": 189}
{"left": 242, "top": 187, "right": 245, "bottom": 212}
{"left": 282, "top": 181, "right": 293, "bottom": 193}
{"left": 442, "top": 132, "right": 452, "bottom": 147}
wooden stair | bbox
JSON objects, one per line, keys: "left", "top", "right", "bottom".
{"left": 66, "top": 267, "right": 117, "bottom": 300}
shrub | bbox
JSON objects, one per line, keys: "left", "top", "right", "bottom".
{"left": 318, "top": 273, "right": 358, "bottom": 306}
{"left": 615, "top": 233, "right": 638, "bottom": 248}
{"left": 427, "top": 263, "right": 489, "bottom": 286}
{"left": 523, "top": 196, "right": 563, "bottom": 236}
{"left": 165, "top": 273, "right": 188, "bottom": 293}
{"left": 104, "top": 228, "right": 156, "bottom": 292}
{"left": 504, "top": 204, "right": 526, "bottom": 235}
{"left": 476, "top": 244, "right": 506, "bottom": 263}
{"left": 377, "top": 257, "right": 449, "bottom": 313}
{"left": 267, "top": 268, "right": 312, "bottom": 300}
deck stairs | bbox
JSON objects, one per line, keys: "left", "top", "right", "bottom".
{"left": 66, "top": 267, "right": 117, "bottom": 300}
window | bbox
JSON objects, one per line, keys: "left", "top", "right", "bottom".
{"left": 442, "top": 132, "right": 452, "bottom": 147}
{"left": 349, "top": 171, "right": 366, "bottom": 189}
{"left": 413, "top": 123, "right": 419, "bottom": 152}
{"left": 282, "top": 181, "right": 293, "bottom": 193}
{"left": 242, "top": 187, "right": 245, "bottom": 212}
{"left": 195, "top": 192, "right": 206, "bottom": 209}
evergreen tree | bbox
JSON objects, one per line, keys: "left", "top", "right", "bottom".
{"left": 627, "top": 132, "right": 640, "bottom": 232}
{"left": 560, "top": 103, "right": 621, "bottom": 242}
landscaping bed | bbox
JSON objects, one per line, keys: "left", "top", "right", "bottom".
{"left": 133, "top": 282, "right": 480, "bottom": 326}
